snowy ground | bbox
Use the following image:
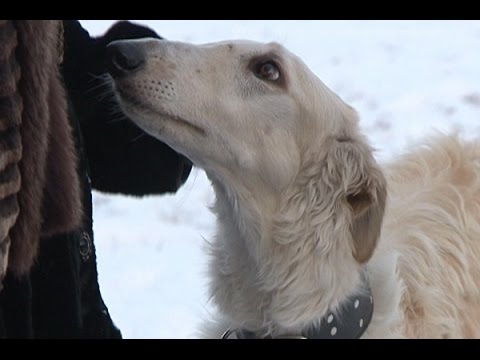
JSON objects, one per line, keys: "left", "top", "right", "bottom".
{"left": 79, "top": 20, "right": 480, "bottom": 338}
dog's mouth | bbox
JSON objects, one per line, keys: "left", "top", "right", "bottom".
{"left": 115, "top": 86, "right": 206, "bottom": 136}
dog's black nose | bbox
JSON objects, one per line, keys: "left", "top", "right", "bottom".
{"left": 106, "top": 40, "right": 145, "bottom": 77}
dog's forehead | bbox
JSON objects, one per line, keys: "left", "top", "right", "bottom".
{"left": 200, "top": 40, "right": 287, "bottom": 54}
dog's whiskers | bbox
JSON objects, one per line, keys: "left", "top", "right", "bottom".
{"left": 84, "top": 72, "right": 111, "bottom": 94}
{"left": 129, "top": 132, "right": 146, "bottom": 143}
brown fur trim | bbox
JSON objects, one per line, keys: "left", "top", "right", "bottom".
{"left": 0, "top": 92, "right": 23, "bottom": 131}
{"left": 0, "top": 164, "right": 21, "bottom": 199}
{"left": 0, "top": 195, "right": 19, "bottom": 239}
{"left": 0, "top": 20, "right": 21, "bottom": 283}
{"left": 0, "top": 21, "right": 17, "bottom": 63}
{"left": 40, "top": 66, "right": 82, "bottom": 238}
{"left": 0, "top": 235, "right": 11, "bottom": 289}
{"left": 7, "top": 20, "right": 82, "bottom": 275}
{"left": 0, "top": 127, "right": 22, "bottom": 171}
{"left": 0, "top": 55, "right": 21, "bottom": 99}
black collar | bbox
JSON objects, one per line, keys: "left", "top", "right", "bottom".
{"left": 223, "top": 273, "right": 374, "bottom": 339}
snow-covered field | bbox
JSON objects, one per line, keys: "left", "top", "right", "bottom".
{"left": 80, "top": 20, "right": 480, "bottom": 338}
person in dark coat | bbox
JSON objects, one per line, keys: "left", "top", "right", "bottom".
{"left": 0, "top": 20, "right": 192, "bottom": 338}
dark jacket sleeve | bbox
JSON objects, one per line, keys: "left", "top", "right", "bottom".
{"left": 62, "top": 20, "right": 192, "bottom": 196}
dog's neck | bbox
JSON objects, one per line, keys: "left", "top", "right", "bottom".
{"left": 224, "top": 273, "right": 374, "bottom": 339}
{"left": 207, "top": 171, "right": 367, "bottom": 338}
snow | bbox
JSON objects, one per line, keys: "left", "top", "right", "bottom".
{"left": 78, "top": 20, "right": 480, "bottom": 338}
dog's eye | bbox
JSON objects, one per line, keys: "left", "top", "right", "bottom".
{"left": 255, "top": 61, "right": 280, "bottom": 81}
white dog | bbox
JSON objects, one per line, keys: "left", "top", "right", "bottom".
{"left": 106, "top": 38, "right": 480, "bottom": 338}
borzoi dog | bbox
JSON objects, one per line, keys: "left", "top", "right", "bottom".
{"left": 106, "top": 38, "right": 480, "bottom": 338}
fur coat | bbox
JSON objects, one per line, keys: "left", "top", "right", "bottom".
{"left": 0, "top": 20, "right": 191, "bottom": 338}
{"left": 0, "top": 20, "right": 81, "bottom": 284}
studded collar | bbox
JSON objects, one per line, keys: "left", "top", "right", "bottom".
{"left": 222, "top": 272, "right": 374, "bottom": 339}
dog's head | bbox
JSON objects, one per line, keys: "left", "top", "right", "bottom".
{"left": 107, "top": 38, "right": 386, "bottom": 266}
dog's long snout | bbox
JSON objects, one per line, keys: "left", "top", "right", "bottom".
{"left": 106, "top": 40, "right": 145, "bottom": 77}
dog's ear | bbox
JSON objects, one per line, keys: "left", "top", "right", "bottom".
{"left": 326, "top": 136, "right": 387, "bottom": 263}
{"left": 347, "top": 165, "right": 387, "bottom": 263}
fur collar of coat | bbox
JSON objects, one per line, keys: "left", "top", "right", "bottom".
{"left": 0, "top": 20, "right": 82, "bottom": 281}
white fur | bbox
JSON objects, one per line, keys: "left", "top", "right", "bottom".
{"left": 111, "top": 38, "right": 480, "bottom": 338}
